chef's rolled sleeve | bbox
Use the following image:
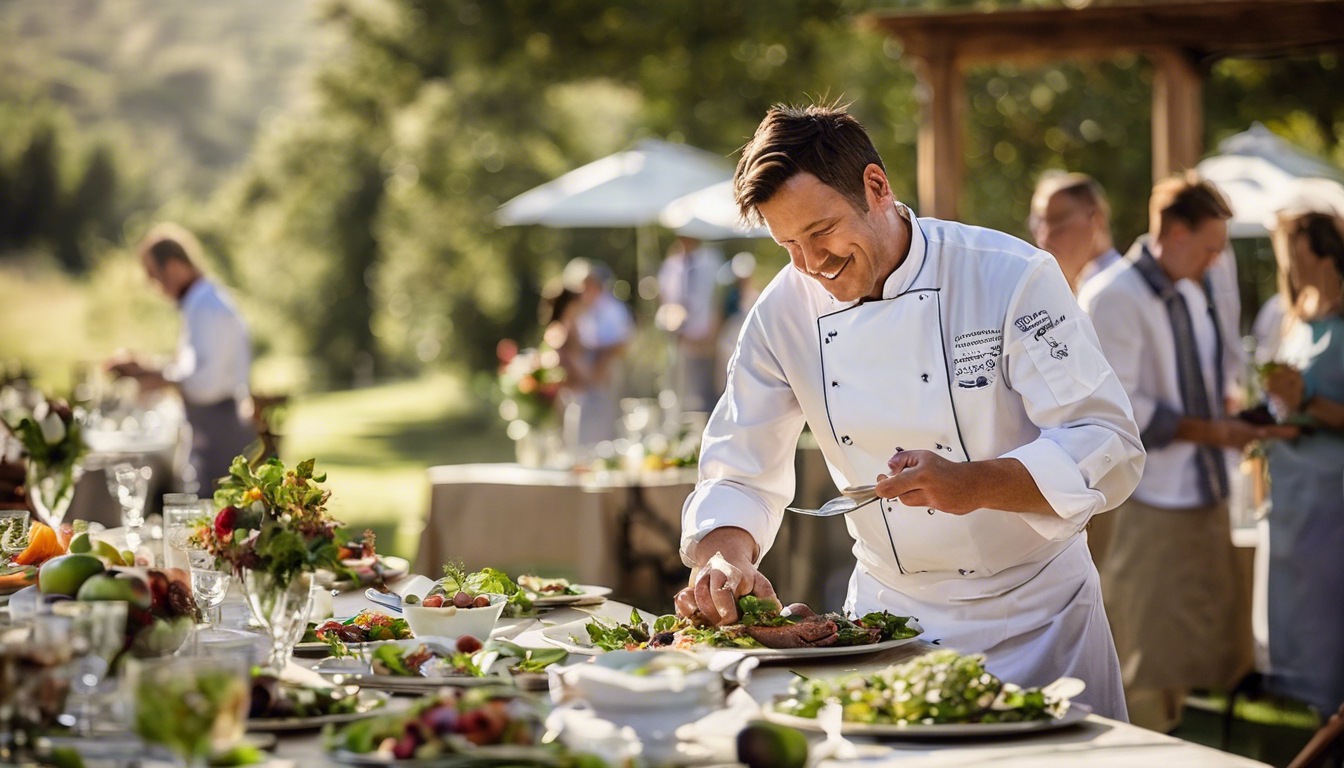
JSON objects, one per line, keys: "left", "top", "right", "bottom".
{"left": 1000, "top": 258, "right": 1145, "bottom": 540}
{"left": 679, "top": 307, "right": 806, "bottom": 567}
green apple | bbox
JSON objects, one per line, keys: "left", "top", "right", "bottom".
{"left": 76, "top": 572, "right": 152, "bottom": 610}
{"left": 38, "top": 554, "right": 105, "bottom": 597}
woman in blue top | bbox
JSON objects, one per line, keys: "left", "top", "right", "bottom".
{"left": 1263, "top": 211, "right": 1344, "bottom": 717}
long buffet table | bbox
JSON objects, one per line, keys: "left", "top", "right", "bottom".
{"left": 234, "top": 581, "right": 1268, "bottom": 767}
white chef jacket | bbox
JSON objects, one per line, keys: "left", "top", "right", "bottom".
{"left": 1078, "top": 254, "right": 1235, "bottom": 509}
{"left": 680, "top": 205, "right": 1143, "bottom": 716}
{"left": 163, "top": 278, "right": 252, "bottom": 406}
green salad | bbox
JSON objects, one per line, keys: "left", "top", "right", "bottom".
{"left": 580, "top": 599, "right": 921, "bottom": 652}
{"left": 776, "top": 650, "right": 1068, "bottom": 725}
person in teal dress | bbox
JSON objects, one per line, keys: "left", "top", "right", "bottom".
{"left": 1263, "top": 211, "right": 1344, "bottom": 716}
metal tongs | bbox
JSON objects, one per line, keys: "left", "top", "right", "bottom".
{"left": 785, "top": 484, "right": 880, "bottom": 517}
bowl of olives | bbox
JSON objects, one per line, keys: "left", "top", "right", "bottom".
{"left": 402, "top": 590, "right": 507, "bottom": 641}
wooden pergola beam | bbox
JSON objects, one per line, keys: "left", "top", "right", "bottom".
{"left": 870, "top": 0, "right": 1344, "bottom": 67}
{"left": 865, "top": 0, "right": 1344, "bottom": 221}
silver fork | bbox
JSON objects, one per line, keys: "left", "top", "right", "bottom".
{"left": 786, "top": 484, "right": 880, "bottom": 517}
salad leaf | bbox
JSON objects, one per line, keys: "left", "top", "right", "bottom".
{"left": 653, "top": 615, "right": 679, "bottom": 633}
{"left": 737, "top": 596, "right": 791, "bottom": 627}
{"left": 858, "top": 611, "right": 921, "bottom": 640}
{"left": 372, "top": 644, "right": 412, "bottom": 677}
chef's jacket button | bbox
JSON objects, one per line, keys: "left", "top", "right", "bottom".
{"left": 831, "top": 380, "right": 838, "bottom": 387}
{"left": 841, "top": 435, "right": 852, "bottom": 445}
{"left": 921, "top": 373, "right": 929, "bottom": 382}
{"left": 1104, "top": 454, "right": 1112, "bottom": 463}
{"left": 927, "top": 509, "right": 935, "bottom": 515}
{"left": 958, "top": 569, "right": 967, "bottom": 575}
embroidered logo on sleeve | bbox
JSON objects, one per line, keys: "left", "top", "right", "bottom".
{"left": 1015, "top": 310, "right": 1070, "bottom": 361}
{"left": 953, "top": 328, "right": 1002, "bottom": 388}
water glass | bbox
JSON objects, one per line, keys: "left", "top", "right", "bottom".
{"left": 123, "top": 655, "right": 250, "bottom": 768}
{"left": 163, "top": 493, "right": 201, "bottom": 570}
{"left": 51, "top": 600, "right": 128, "bottom": 733}
{"left": 106, "top": 459, "right": 151, "bottom": 530}
{"left": 0, "top": 509, "right": 30, "bottom": 555}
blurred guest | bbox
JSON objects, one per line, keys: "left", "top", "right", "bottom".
{"left": 1029, "top": 172, "right": 1121, "bottom": 294}
{"left": 715, "top": 252, "right": 760, "bottom": 393}
{"left": 1252, "top": 293, "right": 1288, "bottom": 364}
{"left": 564, "top": 258, "right": 633, "bottom": 446}
{"left": 540, "top": 280, "right": 591, "bottom": 391}
{"left": 106, "top": 224, "right": 257, "bottom": 491}
{"left": 1262, "top": 211, "right": 1344, "bottom": 716}
{"left": 1078, "top": 174, "right": 1298, "bottom": 732}
{"left": 656, "top": 237, "right": 723, "bottom": 412}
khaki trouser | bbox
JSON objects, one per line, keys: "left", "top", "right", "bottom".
{"left": 1099, "top": 496, "right": 1253, "bottom": 732}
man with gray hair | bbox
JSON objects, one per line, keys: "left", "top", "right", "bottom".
{"left": 1030, "top": 172, "right": 1122, "bottom": 294}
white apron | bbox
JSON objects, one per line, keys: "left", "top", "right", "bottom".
{"left": 815, "top": 285, "right": 1127, "bottom": 721}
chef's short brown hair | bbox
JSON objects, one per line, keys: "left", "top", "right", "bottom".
{"left": 138, "top": 223, "right": 202, "bottom": 268}
{"left": 734, "top": 102, "right": 884, "bottom": 227}
{"left": 1148, "top": 172, "right": 1232, "bottom": 238}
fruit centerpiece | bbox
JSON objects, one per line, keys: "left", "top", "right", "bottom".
{"left": 194, "top": 456, "right": 355, "bottom": 673}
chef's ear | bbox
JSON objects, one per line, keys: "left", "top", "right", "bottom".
{"left": 862, "top": 164, "right": 893, "bottom": 209}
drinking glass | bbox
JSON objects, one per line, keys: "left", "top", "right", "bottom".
{"left": 162, "top": 493, "right": 201, "bottom": 571}
{"left": 51, "top": 600, "right": 128, "bottom": 734}
{"left": 0, "top": 616, "right": 77, "bottom": 761}
{"left": 190, "top": 566, "right": 232, "bottom": 626}
{"left": 106, "top": 460, "right": 151, "bottom": 547}
{"left": 123, "top": 655, "right": 250, "bottom": 768}
{"left": 0, "top": 509, "right": 30, "bottom": 556}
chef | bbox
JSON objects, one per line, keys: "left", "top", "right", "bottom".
{"left": 675, "top": 104, "right": 1144, "bottom": 719}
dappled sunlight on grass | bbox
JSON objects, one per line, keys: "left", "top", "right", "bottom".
{"left": 280, "top": 372, "right": 513, "bottom": 558}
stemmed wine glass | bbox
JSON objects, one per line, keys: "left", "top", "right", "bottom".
{"left": 106, "top": 459, "right": 150, "bottom": 550}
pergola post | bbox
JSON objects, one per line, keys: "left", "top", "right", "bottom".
{"left": 912, "top": 38, "right": 964, "bottom": 221}
{"left": 1151, "top": 47, "right": 1205, "bottom": 182}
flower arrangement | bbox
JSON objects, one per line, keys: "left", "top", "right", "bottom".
{"left": 194, "top": 456, "right": 353, "bottom": 585}
{"left": 0, "top": 386, "right": 89, "bottom": 530}
{"left": 0, "top": 388, "right": 87, "bottom": 471}
{"left": 495, "top": 339, "right": 565, "bottom": 429}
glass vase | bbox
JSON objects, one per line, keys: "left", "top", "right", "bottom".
{"left": 25, "top": 460, "right": 83, "bottom": 532}
{"left": 238, "top": 570, "right": 314, "bottom": 674}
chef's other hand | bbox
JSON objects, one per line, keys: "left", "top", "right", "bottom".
{"left": 876, "top": 449, "right": 978, "bottom": 515}
{"left": 682, "top": 528, "right": 780, "bottom": 627}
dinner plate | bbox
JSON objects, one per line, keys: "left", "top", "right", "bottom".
{"left": 248, "top": 690, "right": 390, "bottom": 732}
{"left": 318, "top": 556, "right": 412, "bottom": 591}
{"left": 761, "top": 701, "right": 1092, "bottom": 738}
{"left": 329, "top": 744, "right": 556, "bottom": 767}
{"left": 527, "top": 585, "right": 612, "bottom": 607}
{"left": 539, "top": 617, "right": 922, "bottom": 660}
{"left": 294, "top": 638, "right": 398, "bottom": 656}
{"left": 323, "top": 672, "right": 509, "bottom": 693}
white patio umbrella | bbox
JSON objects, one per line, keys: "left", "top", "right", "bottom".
{"left": 659, "top": 180, "right": 772, "bottom": 241}
{"left": 496, "top": 139, "right": 733, "bottom": 228}
{"left": 1198, "top": 123, "right": 1344, "bottom": 238}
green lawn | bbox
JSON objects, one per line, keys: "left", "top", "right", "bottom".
{"left": 278, "top": 372, "right": 514, "bottom": 560}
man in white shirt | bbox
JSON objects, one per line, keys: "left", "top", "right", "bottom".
{"left": 1078, "top": 174, "right": 1297, "bottom": 731}
{"left": 656, "top": 238, "right": 724, "bottom": 412}
{"left": 1030, "top": 172, "right": 1122, "bottom": 294}
{"left": 107, "top": 224, "right": 257, "bottom": 489}
{"left": 566, "top": 258, "right": 633, "bottom": 445}
{"left": 675, "top": 103, "right": 1144, "bottom": 719}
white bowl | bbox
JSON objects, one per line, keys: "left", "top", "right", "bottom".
{"left": 550, "top": 649, "right": 724, "bottom": 711}
{"left": 402, "top": 593, "right": 506, "bottom": 641}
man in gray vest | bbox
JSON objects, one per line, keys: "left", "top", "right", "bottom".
{"left": 107, "top": 224, "right": 257, "bottom": 490}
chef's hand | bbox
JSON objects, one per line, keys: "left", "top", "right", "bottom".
{"left": 677, "top": 527, "right": 780, "bottom": 627}
{"left": 875, "top": 450, "right": 981, "bottom": 515}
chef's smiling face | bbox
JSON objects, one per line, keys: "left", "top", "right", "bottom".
{"left": 757, "top": 166, "right": 907, "bottom": 304}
